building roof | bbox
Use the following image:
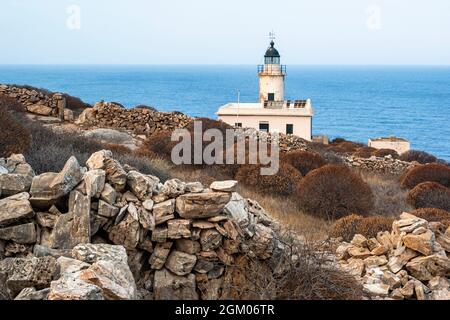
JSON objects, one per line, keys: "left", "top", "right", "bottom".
{"left": 216, "top": 101, "right": 314, "bottom": 117}
{"left": 369, "top": 137, "right": 409, "bottom": 143}
{"left": 264, "top": 41, "right": 280, "bottom": 58}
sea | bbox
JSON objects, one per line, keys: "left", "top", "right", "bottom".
{"left": 0, "top": 65, "right": 449, "bottom": 161}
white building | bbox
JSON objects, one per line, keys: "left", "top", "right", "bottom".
{"left": 217, "top": 40, "right": 314, "bottom": 140}
{"left": 368, "top": 137, "right": 411, "bottom": 155}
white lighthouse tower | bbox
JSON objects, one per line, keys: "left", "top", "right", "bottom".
{"left": 217, "top": 35, "right": 314, "bottom": 141}
{"left": 258, "top": 39, "right": 286, "bottom": 104}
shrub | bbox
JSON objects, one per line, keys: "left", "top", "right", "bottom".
{"left": 235, "top": 163, "right": 302, "bottom": 196}
{"left": 407, "top": 182, "right": 450, "bottom": 211}
{"left": 296, "top": 165, "right": 374, "bottom": 219}
{"left": 400, "top": 150, "right": 437, "bottom": 164}
{"left": 411, "top": 208, "right": 450, "bottom": 228}
{"left": 282, "top": 150, "right": 327, "bottom": 176}
{"left": 329, "top": 214, "right": 394, "bottom": 242}
{"left": 0, "top": 96, "right": 30, "bottom": 157}
{"left": 142, "top": 130, "right": 175, "bottom": 160}
{"left": 374, "top": 149, "right": 399, "bottom": 159}
{"left": 330, "top": 141, "right": 362, "bottom": 154}
{"left": 63, "top": 94, "right": 91, "bottom": 115}
{"left": 353, "top": 147, "right": 376, "bottom": 159}
{"left": 400, "top": 163, "right": 450, "bottom": 189}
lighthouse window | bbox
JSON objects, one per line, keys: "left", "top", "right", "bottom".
{"left": 268, "top": 93, "right": 275, "bottom": 101}
{"left": 235, "top": 122, "right": 242, "bottom": 128}
{"left": 286, "top": 124, "right": 294, "bottom": 135}
{"left": 259, "top": 122, "right": 269, "bottom": 132}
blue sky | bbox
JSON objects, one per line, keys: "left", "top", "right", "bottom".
{"left": 1, "top": 0, "right": 449, "bottom": 65}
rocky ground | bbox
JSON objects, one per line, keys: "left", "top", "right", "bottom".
{"left": 334, "top": 212, "right": 450, "bottom": 300}
{"left": 0, "top": 151, "right": 282, "bottom": 300}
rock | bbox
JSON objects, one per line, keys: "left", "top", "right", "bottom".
{"left": 387, "top": 248, "right": 418, "bottom": 273}
{"left": 142, "top": 199, "right": 154, "bottom": 211}
{"left": 223, "top": 192, "right": 249, "bottom": 227}
{"left": 108, "top": 213, "right": 140, "bottom": 249}
{"left": 153, "top": 269, "right": 198, "bottom": 300}
{"left": 33, "top": 245, "right": 72, "bottom": 259}
{"left": 14, "top": 287, "right": 49, "bottom": 300}
{"left": 167, "top": 219, "right": 191, "bottom": 239}
{"left": 0, "top": 223, "right": 36, "bottom": 244}
{"left": 56, "top": 256, "right": 90, "bottom": 275}
{"left": 138, "top": 207, "right": 155, "bottom": 231}
{"left": 185, "top": 182, "right": 204, "bottom": 193}
{"left": 403, "top": 230, "right": 435, "bottom": 256}
{"left": 152, "top": 227, "right": 168, "bottom": 243}
{"left": 406, "top": 255, "right": 450, "bottom": 281}
{"left": 210, "top": 180, "right": 238, "bottom": 193}
{"left": 390, "top": 288, "right": 405, "bottom": 300}
{"left": 104, "top": 158, "right": 127, "bottom": 191}
{"left": 200, "top": 229, "right": 222, "bottom": 251}
{"left": 86, "top": 150, "right": 112, "bottom": 170}
{"left": 175, "top": 239, "right": 201, "bottom": 255}
{"left": 428, "top": 277, "right": 450, "bottom": 300}
{"left": 0, "top": 163, "right": 34, "bottom": 196}
{"left": 165, "top": 250, "right": 197, "bottom": 276}
{"left": 0, "top": 256, "right": 57, "bottom": 297}
{"left": 36, "top": 208, "right": 60, "bottom": 228}
{"left": 249, "top": 224, "right": 274, "bottom": 259}
{"left": 72, "top": 244, "right": 129, "bottom": 265}
{"left": 382, "top": 271, "right": 402, "bottom": 290}
{"left": 30, "top": 157, "right": 85, "bottom": 206}
{"left": 376, "top": 231, "right": 393, "bottom": 250}
{"left": 0, "top": 192, "right": 34, "bottom": 227}
{"left": 192, "top": 221, "right": 216, "bottom": 229}
{"left": 79, "top": 258, "right": 137, "bottom": 300}
{"left": 100, "top": 183, "right": 116, "bottom": 205}
{"left": 351, "top": 234, "right": 368, "bottom": 248}
{"left": 84, "top": 169, "right": 105, "bottom": 198}
{"left": 153, "top": 199, "right": 176, "bottom": 224}
{"left": 27, "top": 104, "right": 53, "bottom": 116}
{"left": 176, "top": 192, "right": 231, "bottom": 219}
{"left": 48, "top": 274, "right": 103, "bottom": 300}
{"left": 127, "top": 171, "right": 159, "bottom": 200}
{"left": 400, "top": 280, "right": 415, "bottom": 299}
{"left": 363, "top": 255, "right": 388, "bottom": 268}
{"left": 149, "top": 243, "right": 173, "bottom": 270}
{"left": 194, "top": 257, "right": 215, "bottom": 274}
{"left": 364, "top": 283, "right": 390, "bottom": 296}
{"left": 161, "top": 179, "right": 186, "bottom": 197}
{"left": 97, "top": 200, "right": 119, "bottom": 218}
{"left": 392, "top": 214, "right": 428, "bottom": 234}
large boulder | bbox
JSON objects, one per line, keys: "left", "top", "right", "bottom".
{"left": 176, "top": 192, "right": 231, "bottom": 219}
{"left": 0, "top": 192, "right": 35, "bottom": 227}
{"left": 127, "top": 171, "right": 159, "bottom": 200}
{"left": 27, "top": 104, "right": 53, "bottom": 116}
{"left": 0, "top": 155, "right": 34, "bottom": 196}
{"left": 0, "top": 223, "right": 36, "bottom": 244}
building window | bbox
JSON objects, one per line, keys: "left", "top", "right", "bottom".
{"left": 259, "top": 122, "right": 269, "bottom": 132}
{"left": 235, "top": 123, "right": 242, "bottom": 128}
{"left": 268, "top": 93, "right": 275, "bottom": 101}
{"left": 286, "top": 124, "right": 293, "bottom": 135}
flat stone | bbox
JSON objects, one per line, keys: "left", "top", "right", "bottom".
{"left": 185, "top": 182, "right": 204, "bottom": 193}
{"left": 387, "top": 248, "right": 418, "bottom": 273}
{"left": 100, "top": 183, "right": 116, "bottom": 205}
{"left": 364, "top": 283, "right": 390, "bottom": 296}
{"left": 0, "top": 223, "right": 36, "bottom": 244}
{"left": 153, "top": 199, "right": 175, "bottom": 220}
{"left": 167, "top": 219, "right": 191, "bottom": 239}
{"left": 176, "top": 192, "right": 231, "bottom": 219}
{"left": 48, "top": 274, "right": 103, "bottom": 300}
{"left": 108, "top": 213, "right": 140, "bottom": 249}
{"left": 165, "top": 250, "right": 197, "bottom": 276}
{"left": 403, "top": 230, "right": 435, "bottom": 256}
{"left": 149, "top": 243, "right": 173, "bottom": 270}
{"left": 175, "top": 239, "right": 201, "bottom": 255}
{"left": 84, "top": 169, "right": 105, "bottom": 198}
{"left": 223, "top": 192, "right": 249, "bottom": 227}
{"left": 406, "top": 255, "right": 450, "bottom": 281}
{"left": 200, "top": 229, "right": 222, "bottom": 251}
{"left": 0, "top": 192, "right": 34, "bottom": 227}
{"left": 0, "top": 164, "right": 34, "bottom": 196}
{"left": 210, "top": 180, "right": 238, "bottom": 192}
{"left": 142, "top": 199, "right": 154, "bottom": 211}
{"left": 138, "top": 207, "right": 155, "bottom": 231}
{"left": 151, "top": 227, "right": 168, "bottom": 243}
{"left": 97, "top": 200, "right": 119, "bottom": 218}
{"left": 14, "top": 287, "right": 49, "bottom": 300}
{"left": 86, "top": 150, "right": 112, "bottom": 170}
{"left": 161, "top": 179, "right": 186, "bottom": 197}
{"left": 127, "top": 171, "right": 159, "bottom": 200}
{"left": 27, "top": 104, "right": 53, "bottom": 116}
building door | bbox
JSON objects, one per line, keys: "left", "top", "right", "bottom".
{"left": 259, "top": 122, "right": 269, "bottom": 132}
{"left": 286, "top": 124, "right": 293, "bottom": 135}
{"left": 268, "top": 93, "right": 275, "bottom": 101}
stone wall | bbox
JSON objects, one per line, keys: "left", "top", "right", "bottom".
{"left": 0, "top": 84, "right": 73, "bottom": 121}
{"left": 76, "top": 101, "right": 192, "bottom": 135}
{"left": 0, "top": 151, "right": 281, "bottom": 300}
{"left": 334, "top": 212, "right": 450, "bottom": 300}
{"left": 343, "top": 155, "right": 414, "bottom": 175}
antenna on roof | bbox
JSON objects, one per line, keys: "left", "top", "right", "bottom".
{"left": 269, "top": 30, "right": 276, "bottom": 42}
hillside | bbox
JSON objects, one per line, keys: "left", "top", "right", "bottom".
{"left": 0, "top": 84, "right": 449, "bottom": 300}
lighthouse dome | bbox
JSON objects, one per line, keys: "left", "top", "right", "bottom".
{"left": 264, "top": 41, "right": 280, "bottom": 58}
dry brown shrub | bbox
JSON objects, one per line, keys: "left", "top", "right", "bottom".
{"left": 296, "top": 165, "right": 374, "bottom": 219}
{"left": 235, "top": 163, "right": 302, "bottom": 196}
{"left": 400, "top": 150, "right": 437, "bottom": 164}
{"left": 400, "top": 163, "right": 450, "bottom": 189}
{"left": 410, "top": 208, "right": 450, "bottom": 228}
{"left": 353, "top": 147, "right": 376, "bottom": 159}
{"left": 142, "top": 130, "right": 175, "bottom": 160}
{"left": 407, "top": 182, "right": 450, "bottom": 211}
{"left": 374, "top": 148, "right": 399, "bottom": 158}
{"left": 329, "top": 214, "right": 394, "bottom": 242}
{"left": 282, "top": 150, "right": 327, "bottom": 176}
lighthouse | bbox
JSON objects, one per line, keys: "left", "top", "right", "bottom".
{"left": 258, "top": 40, "right": 286, "bottom": 104}
{"left": 216, "top": 36, "right": 314, "bottom": 141}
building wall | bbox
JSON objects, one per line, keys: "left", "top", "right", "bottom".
{"left": 259, "top": 75, "right": 285, "bottom": 102}
{"left": 368, "top": 140, "right": 411, "bottom": 155}
{"left": 219, "top": 114, "right": 312, "bottom": 141}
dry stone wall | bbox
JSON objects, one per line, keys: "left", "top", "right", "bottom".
{"left": 0, "top": 151, "right": 281, "bottom": 300}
